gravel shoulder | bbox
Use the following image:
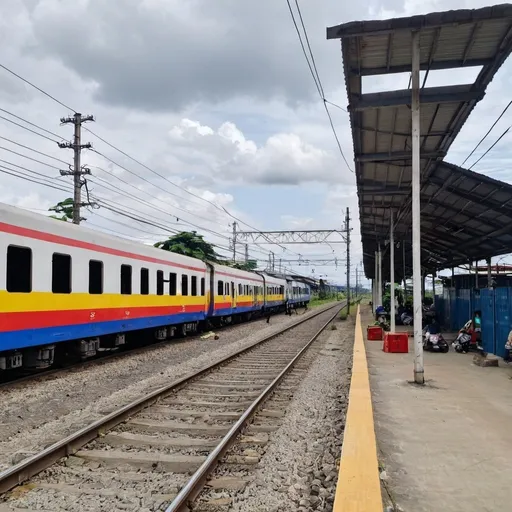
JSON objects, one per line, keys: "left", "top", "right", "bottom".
{"left": 229, "top": 315, "right": 354, "bottom": 512}
{"left": 0, "top": 304, "right": 337, "bottom": 472}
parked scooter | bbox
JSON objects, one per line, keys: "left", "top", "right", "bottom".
{"left": 423, "top": 322, "right": 449, "bottom": 353}
{"left": 400, "top": 311, "right": 413, "bottom": 326}
{"left": 375, "top": 305, "right": 390, "bottom": 331}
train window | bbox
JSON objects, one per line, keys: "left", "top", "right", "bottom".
{"left": 169, "top": 272, "right": 177, "bottom": 296}
{"left": 238, "top": 283, "right": 242, "bottom": 295}
{"left": 7, "top": 245, "right": 32, "bottom": 293}
{"left": 89, "top": 260, "right": 103, "bottom": 294}
{"left": 182, "top": 274, "right": 188, "bottom": 296}
{"left": 225, "top": 282, "right": 229, "bottom": 295}
{"left": 156, "top": 270, "right": 164, "bottom": 295}
{"left": 52, "top": 253, "right": 71, "bottom": 294}
{"left": 217, "top": 280, "right": 224, "bottom": 296}
{"left": 121, "top": 265, "right": 132, "bottom": 294}
{"left": 191, "top": 276, "right": 197, "bottom": 296}
{"left": 200, "top": 277, "right": 205, "bottom": 296}
{"left": 140, "top": 268, "right": 149, "bottom": 295}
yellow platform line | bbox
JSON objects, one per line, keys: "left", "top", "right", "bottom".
{"left": 333, "top": 305, "right": 383, "bottom": 511}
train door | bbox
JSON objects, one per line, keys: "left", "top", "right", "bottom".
{"left": 231, "top": 281, "right": 236, "bottom": 308}
{"left": 206, "top": 264, "right": 215, "bottom": 316}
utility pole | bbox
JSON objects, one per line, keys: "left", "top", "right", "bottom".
{"left": 345, "top": 207, "right": 351, "bottom": 315}
{"left": 355, "top": 265, "right": 359, "bottom": 299}
{"left": 59, "top": 113, "right": 95, "bottom": 224}
{"left": 245, "top": 244, "right": 249, "bottom": 263}
{"left": 272, "top": 252, "right": 275, "bottom": 272}
{"left": 232, "top": 222, "right": 237, "bottom": 262}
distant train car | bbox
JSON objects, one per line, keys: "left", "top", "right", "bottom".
{"left": 286, "top": 279, "right": 311, "bottom": 308}
{"left": 209, "top": 263, "right": 264, "bottom": 322}
{"left": 263, "top": 274, "right": 287, "bottom": 312}
{"left": 0, "top": 204, "right": 210, "bottom": 371}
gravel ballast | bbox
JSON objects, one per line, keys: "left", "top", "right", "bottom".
{"left": 228, "top": 315, "right": 353, "bottom": 512}
{"left": 0, "top": 304, "right": 337, "bottom": 472}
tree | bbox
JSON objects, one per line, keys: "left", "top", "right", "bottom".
{"left": 154, "top": 231, "right": 222, "bottom": 261}
{"left": 48, "top": 198, "right": 74, "bottom": 222}
{"left": 230, "top": 260, "right": 258, "bottom": 271}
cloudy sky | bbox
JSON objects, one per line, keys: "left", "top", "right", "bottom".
{"left": 0, "top": 0, "right": 511, "bottom": 287}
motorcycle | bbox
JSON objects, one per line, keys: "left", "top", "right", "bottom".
{"left": 400, "top": 311, "right": 413, "bottom": 326}
{"left": 423, "top": 328, "right": 449, "bottom": 353}
{"left": 375, "top": 306, "right": 390, "bottom": 331}
{"left": 452, "top": 331, "right": 472, "bottom": 353}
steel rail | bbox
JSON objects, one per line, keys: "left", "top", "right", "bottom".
{"left": 165, "top": 303, "right": 346, "bottom": 512}
{"left": 0, "top": 302, "right": 344, "bottom": 494}
{"left": 0, "top": 306, "right": 287, "bottom": 390}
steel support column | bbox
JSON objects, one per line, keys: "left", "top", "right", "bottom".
{"left": 487, "top": 257, "right": 492, "bottom": 288}
{"left": 390, "top": 213, "right": 396, "bottom": 332}
{"left": 377, "top": 244, "right": 382, "bottom": 307}
{"left": 411, "top": 30, "right": 424, "bottom": 384}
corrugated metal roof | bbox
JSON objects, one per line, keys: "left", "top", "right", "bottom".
{"left": 327, "top": 4, "right": 512, "bottom": 280}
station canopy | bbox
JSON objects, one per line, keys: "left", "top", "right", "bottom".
{"left": 327, "top": 4, "right": 512, "bottom": 281}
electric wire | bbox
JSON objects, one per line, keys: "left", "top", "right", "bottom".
{"left": 461, "top": 100, "right": 512, "bottom": 167}
{"left": 468, "top": 124, "right": 511, "bottom": 170}
{"left": 0, "top": 63, "right": 76, "bottom": 113}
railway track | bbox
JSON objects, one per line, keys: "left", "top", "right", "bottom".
{"left": 0, "top": 308, "right": 298, "bottom": 390}
{"left": 0, "top": 302, "right": 345, "bottom": 512}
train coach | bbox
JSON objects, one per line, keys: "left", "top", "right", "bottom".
{"left": 286, "top": 279, "right": 311, "bottom": 308}
{"left": 0, "top": 204, "right": 287, "bottom": 372}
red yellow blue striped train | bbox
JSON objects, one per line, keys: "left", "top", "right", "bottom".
{"left": 0, "top": 203, "right": 310, "bottom": 371}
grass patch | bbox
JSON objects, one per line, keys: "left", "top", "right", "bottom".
{"left": 339, "top": 309, "right": 348, "bottom": 321}
{"left": 309, "top": 296, "right": 341, "bottom": 307}
{"left": 331, "top": 324, "right": 338, "bottom": 330}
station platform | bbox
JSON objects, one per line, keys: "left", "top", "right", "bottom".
{"left": 361, "top": 306, "right": 512, "bottom": 511}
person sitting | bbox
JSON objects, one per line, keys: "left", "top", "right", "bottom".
{"left": 427, "top": 319, "right": 439, "bottom": 335}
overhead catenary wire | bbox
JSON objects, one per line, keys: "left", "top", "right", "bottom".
{"left": 468, "top": 124, "right": 511, "bottom": 170}
{"left": 285, "top": 0, "right": 353, "bottom": 172}
{"left": 0, "top": 108, "right": 65, "bottom": 140}
{"left": 0, "top": 63, "right": 77, "bottom": 113}
{"left": 461, "top": 100, "right": 512, "bottom": 167}
{"left": 0, "top": 135, "right": 68, "bottom": 165}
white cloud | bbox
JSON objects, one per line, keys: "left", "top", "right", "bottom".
{"left": 168, "top": 118, "right": 348, "bottom": 186}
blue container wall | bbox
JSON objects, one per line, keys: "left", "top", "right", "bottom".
{"left": 494, "top": 288, "right": 509, "bottom": 358}
{"left": 480, "top": 288, "right": 495, "bottom": 355}
{"left": 442, "top": 286, "right": 512, "bottom": 357}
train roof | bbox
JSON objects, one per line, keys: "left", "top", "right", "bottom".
{"left": 0, "top": 203, "right": 208, "bottom": 270}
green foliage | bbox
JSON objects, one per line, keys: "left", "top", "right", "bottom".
{"left": 339, "top": 309, "right": 348, "bottom": 321}
{"left": 155, "top": 231, "right": 222, "bottom": 261}
{"left": 382, "top": 283, "right": 404, "bottom": 310}
{"left": 229, "top": 260, "right": 258, "bottom": 271}
{"left": 48, "top": 198, "right": 74, "bottom": 222}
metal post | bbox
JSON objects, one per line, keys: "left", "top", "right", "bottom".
{"left": 346, "top": 207, "right": 351, "bottom": 315}
{"left": 377, "top": 243, "right": 382, "bottom": 307}
{"left": 374, "top": 252, "right": 378, "bottom": 312}
{"left": 403, "top": 241, "right": 407, "bottom": 301}
{"left": 244, "top": 244, "right": 249, "bottom": 263}
{"left": 432, "top": 272, "right": 436, "bottom": 306}
{"left": 59, "top": 113, "right": 94, "bottom": 224}
{"left": 411, "top": 30, "right": 424, "bottom": 384}
{"left": 475, "top": 260, "right": 479, "bottom": 289}
{"left": 355, "top": 266, "right": 359, "bottom": 299}
{"left": 487, "top": 257, "right": 492, "bottom": 288}
{"left": 72, "top": 115, "right": 81, "bottom": 224}
{"left": 232, "top": 222, "right": 237, "bottom": 262}
{"left": 390, "top": 213, "right": 396, "bottom": 332}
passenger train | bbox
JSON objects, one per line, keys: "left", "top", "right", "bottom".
{"left": 0, "top": 204, "right": 310, "bottom": 372}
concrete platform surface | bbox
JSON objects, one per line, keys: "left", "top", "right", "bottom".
{"left": 363, "top": 308, "right": 512, "bottom": 512}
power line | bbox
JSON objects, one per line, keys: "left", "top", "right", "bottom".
{"left": 0, "top": 166, "right": 71, "bottom": 194}
{"left": 0, "top": 146, "right": 62, "bottom": 170}
{"left": 0, "top": 135, "right": 68, "bottom": 165}
{"left": 0, "top": 114, "right": 62, "bottom": 144}
{"left": 468, "top": 124, "right": 511, "bottom": 170}
{"left": 0, "top": 63, "right": 76, "bottom": 113}
{"left": 461, "top": 100, "right": 512, "bottom": 167}
{"left": 285, "top": 0, "right": 354, "bottom": 173}
{"left": 0, "top": 108, "right": 64, "bottom": 140}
